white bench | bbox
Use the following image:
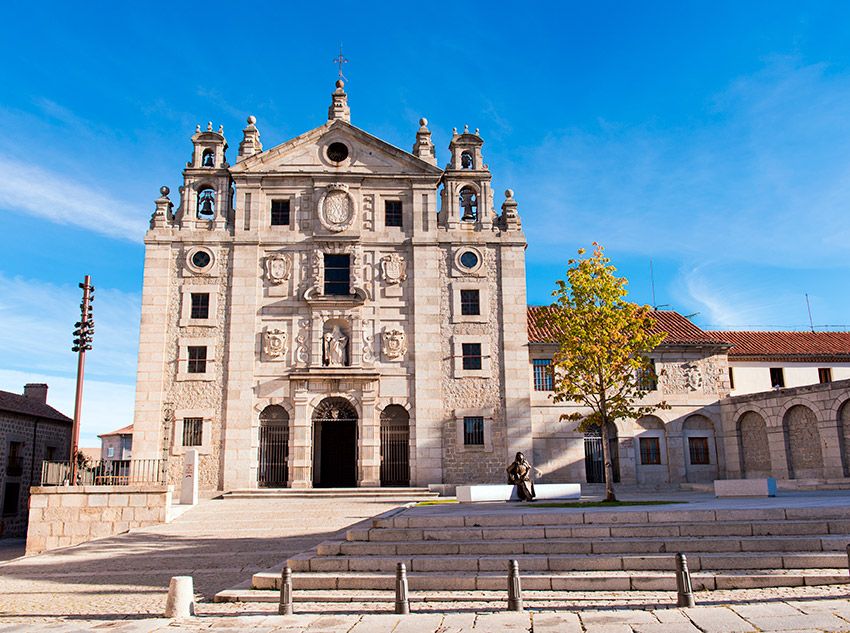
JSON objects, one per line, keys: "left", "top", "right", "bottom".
{"left": 714, "top": 477, "right": 776, "bottom": 497}
{"left": 456, "top": 483, "right": 581, "bottom": 503}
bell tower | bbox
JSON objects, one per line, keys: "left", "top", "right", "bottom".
{"left": 439, "top": 126, "right": 494, "bottom": 230}
{"left": 176, "top": 122, "right": 232, "bottom": 230}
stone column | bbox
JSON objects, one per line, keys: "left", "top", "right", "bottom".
{"left": 666, "top": 432, "right": 686, "bottom": 484}
{"left": 289, "top": 380, "right": 312, "bottom": 488}
{"left": 358, "top": 381, "right": 380, "bottom": 486}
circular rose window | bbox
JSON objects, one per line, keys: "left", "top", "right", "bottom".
{"left": 327, "top": 142, "right": 349, "bottom": 162}
{"left": 191, "top": 251, "right": 211, "bottom": 269}
{"left": 459, "top": 251, "right": 479, "bottom": 269}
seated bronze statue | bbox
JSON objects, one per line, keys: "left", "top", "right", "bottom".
{"left": 506, "top": 452, "right": 536, "bottom": 501}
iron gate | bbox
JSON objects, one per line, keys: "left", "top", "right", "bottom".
{"left": 258, "top": 422, "right": 289, "bottom": 488}
{"left": 584, "top": 433, "right": 621, "bottom": 484}
{"left": 380, "top": 406, "right": 410, "bottom": 487}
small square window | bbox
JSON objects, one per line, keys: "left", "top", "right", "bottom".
{"left": 688, "top": 437, "right": 710, "bottom": 465}
{"left": 182, "top": 418, "right": 203, "bottom": 447}
{"left": 107, "top": 446, "right": 115, "bottom": 458}
{"left": 2, "top": 482, "right": 20, "bottom": 517}
{"left": 637, "top": 359, "right": 657, "bottom": 391}
{"left": 190, "top": 293, "right": 210, "bottom": 319}
{"left": 460, "top": 289, "right": 480, "bottom": 316}
{"left": 6, "top": 442, "right": 22, "bottom": 477}
{"left": 462, "top": 343, "right": 482, "bottom": 370}
{"left": 770, "top": 367, "right": 785, "bottom": 388}
{"left": 818, "top": 368, "right": 832, "bottom": 384}
{"left": 385, "top": 200, "right": 403, "bottom": 228}
{"left": 533, "top": 359, "right": 553, "bottom": 391}
{"left": 271, "top": 199, "right": 290, "bottom": 226}
{"left": 463, "top": 416, "right": 484, "bottom": 445}
{"left": 639, "top": 437, "right": 661, "bottom": 465}
{"left": 187, "top": 346, "right": 207, "bottom": 374}
{"left": 728, "top": 367, "right": 735, "bottom": 390}
{"left": 323, "top": 254, "right": 350, "bottom": 296}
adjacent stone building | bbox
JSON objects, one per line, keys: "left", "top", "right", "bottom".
{"left": 132, "top": 81, "right": 850, "bottom": 492}
{"left": 98, "top": 424, "right": 133, "bottom": 461}
{"left": 0, "top": 384, "right": 70, "bottom": 537}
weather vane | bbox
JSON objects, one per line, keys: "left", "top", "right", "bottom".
{"left": 333, "top": 44, "right": 349, "bottom": 82}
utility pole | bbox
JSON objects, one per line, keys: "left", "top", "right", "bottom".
{"left": 70, "top": 276, "right": 95, "bottom": 484}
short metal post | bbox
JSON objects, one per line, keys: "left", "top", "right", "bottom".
{"left": 675, "top": 553, "right": 696, "bottom": 608}
{"left": 846, "top": 544, "right": 850, "bottom": 576}
{"left": 395, "top": 562, "right": 410, "bottom": 614}
{"left": 507, "top": 559, "right": 523, "bottom": 611}
{"left": 278, "top": 566, "right": 293, "bottom": 615}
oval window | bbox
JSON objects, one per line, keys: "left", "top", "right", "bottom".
{"left": 459, "top": 251, "right": 479, "bottom": 269}
{"left": 191, "top": 251, "right": 211, "bottom": 269}
{"left": 327, "top": 142, "right": 349, "bottom": 162}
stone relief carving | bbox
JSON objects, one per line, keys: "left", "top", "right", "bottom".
{"left": 265, "top": 253, "right": 292, "bottom": 285}
{"left": 382, "top": 328, "right": 407, "bottom": 360}
{"left": 295, "top": 318, "right": 310, "bottom": 365}
{"left": 362, "top": 320, "right": 375, "bottom": 365}
{"left": 310, "top": 251, "right": 324, "bottom": 296}
{"left": 318, "top": 183, "right": 354, "bottom": 232}
{"left": 661, "top": 361, "right": 720, "bottom": 393}
{"left": 263, "top": 328, "right": 287, "bottom": 360}
{"left": 379, "top": 253, "right": 407, "bottom": 285}
{"left": 323, "top": 325, "right": 349, "bottom": 366}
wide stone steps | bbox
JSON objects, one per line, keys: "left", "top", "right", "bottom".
{"left": 222, "top": 487, "right": 438, "bottom": 500}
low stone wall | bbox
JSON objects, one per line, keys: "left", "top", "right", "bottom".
{"left": 25, "top": 484, "right": 173, "bottom": 555}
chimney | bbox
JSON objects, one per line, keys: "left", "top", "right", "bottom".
{"left": 23, "top": 383, "right": 48, "bottom": 404}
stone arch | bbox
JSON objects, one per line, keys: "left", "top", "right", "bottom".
{"left": 838, "top": 400, "right": 850, "bottom": 477}
{"left": 783, "top": 404, "right": 824, "bottom": 479}
{"left": 312, "top": 396, "right": 358, "bottom": 487}
{"left": 634, "top": 415, "right": 668, "bottom": 485}
{"left": 737, "top": 411, "right": 771, "bottom": 478}
{"left": 682, "top": 414, "right": 717, "bottom": 483}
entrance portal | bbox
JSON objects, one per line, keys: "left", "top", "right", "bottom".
{"left": 584, "top": 424, "right": 620, "bottom": 484}
{"left": 258, "top": 405, "right": 289, "bottom": 488}
{"left": 380, "top": 405, "right": 410, "bottom": 487}
{"left": 312, "top": 397, "right": 358, "bottom": 487}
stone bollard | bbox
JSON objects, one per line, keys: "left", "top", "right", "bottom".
{"left": 164, "top": 575, "right": 195, "bottom": 618}
{"left": 507, "top": 559, "right": 523, "bottom": 612}
{"left": 395, "top": 562, "right": 410, "bottom": 614}
{"left": 846, "top": 543, "right": 850, "bottom": 575}
{"left": 675, "top": 553, "right": 696, "bottom": 608}
{"left": 279, "top": 566, "right": 293, "bottom": 615}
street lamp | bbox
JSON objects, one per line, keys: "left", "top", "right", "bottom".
{"left": 70, "top": 275, "right": 94, "bottom": 484}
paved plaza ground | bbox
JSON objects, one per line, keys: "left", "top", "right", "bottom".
{"left": 2, "top": 491, "right": 850, "bottom": 630}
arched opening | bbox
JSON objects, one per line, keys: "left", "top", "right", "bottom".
{"left": 838, "top": 400, "right": 850, "bottom": 477}
{"left": 312, "top": 397, "right": 358, "bottom": 487}
{"left": 197, "top": 187, "right": 216, "bottom": 220}
{"left": 459, "top": 186, "right": 478, "bottom": 222}
{"left": 784, "top": 404, "right": 824, "bottom": 479}
{"left": 682, "top": 414, "right": 717, "bottom": 483}
{"left": 380, "top": 405, "right": 410, "bottom": 487}
{"left": 460, "top": 150, "right": 474, "bottom": 169}
{"left": 634, "top": 415, "right": 667, "bottom": 485}
{"left": 584, "top": 422, "right": 620, "bottom": 484}
{"left": 201, "top": 148, "right": 215, "bottom": 167}
{"left": 738, "top": 411, "right": 771, "bottom": 477}
{"left": 258, "top": 405, "right": 289, "bottom": 488}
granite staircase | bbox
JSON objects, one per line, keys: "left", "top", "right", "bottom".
{"left": 215, "top": 503, "right": 850, "bottom": 603}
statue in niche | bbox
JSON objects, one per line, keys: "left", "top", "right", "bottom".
{"left": 380, "top": 253, "right": 407, "bottom": 285}
{"left": 323, "top": 326, "right": 349, "bottom": 367}
{"left": 263, "top": 329, "right": 287, "bottom": 360}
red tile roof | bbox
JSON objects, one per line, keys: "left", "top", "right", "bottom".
{"left": 704, "top": 331, "right": 850, "bottom": 361}
{"left": 0, "top": 390, "right": 71, "bottom": 423}
{"left": 527, "top": 307, "right": 725, "bottom": 346}
{"left": 98, "top": 424, "right": 134, "bottom": 438}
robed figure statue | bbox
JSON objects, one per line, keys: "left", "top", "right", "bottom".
{"left": 506, "top": 452, "right": 536, "bottom": 501}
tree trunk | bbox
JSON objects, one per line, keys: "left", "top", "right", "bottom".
{"left": 599, "top": 417, "right": 617, "bottom": 502}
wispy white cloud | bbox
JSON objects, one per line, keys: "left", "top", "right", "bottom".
{"left": 0, "top": 156, "right": 147, "bottom": 242}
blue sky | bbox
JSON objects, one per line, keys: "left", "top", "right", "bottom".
{"left": 1, "top": 2, "right": 849, "bottom": 444}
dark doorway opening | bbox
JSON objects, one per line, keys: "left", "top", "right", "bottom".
{"left": 313, "top": 397, "right": 358, "bottom": 487}
{"left": 258, "top": 405, "right": 289, "bottom": 488}
{"left": 584, "top": 424, "right": 621, "bottom": 484}
{"left": 380, "top": 405, "right": 410, "bottom": 487}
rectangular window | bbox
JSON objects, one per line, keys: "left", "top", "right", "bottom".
{"left": 2, "top": 482, "right": 20, "bottom": 516}
{"left": 770, "top": 367, "right": 785, "bottom": 388}
{"left": 533, "top": 359, "right": 553, "bottom": 391}
{"left": 639, "top": 437, "right": 661, "bottom": 465}
{"left": 187, "top": 346, "right": 207, "bottom": 374}
{"left": 323, "top": 254, "right": 351, "bottom": 296}
{"left": 461, "top": 343, "right": 483, "bottom": 370}
{"left": 637, "top": 360, "right": 657, "bottom": 391}
{"left": 463, "top": 416, "right": 484, "bottom": 445}
{"left": 107, "top": 446, "right": 115, "bottom": 458}
{"left": 819, "top": 368, "right": 832, "bottom": 384}
{"left": 728, "top": 367, "right": 735, "bottom": 390}
{"left": 688, "top": 437, "right": 711, "bottom": 465}
{"left": 182, "top": 418, "right": 204, "bottom": 447}
{"left": 384, "top": 200, "right": 403, "bottom": 227}
{"left": 460, "top": 289, "right": 480, "bottom": 316}
{"left": 6, "top": 441, "right": 22, "bottom": 477}
{"left": 190, "top": 293, "right": 210, "bottom": 319}
{"left": 45, "top": 446, "right": 56, "bottom": 462}
{"left": 270, "top": 199, "right": 290, "bottom": 226}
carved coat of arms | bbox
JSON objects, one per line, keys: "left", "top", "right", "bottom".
{"left": 263, "top": 329, "right": 287, "bottom": 360}
{"left": 380, "top": 253, "right": 407, "bottom": 285}
{"left": 319, "top": 183, "right": 354, "bottom": 232}
{"left": 382, "top": 328, "right": 407, "bottom": 360}
{"left": 265, "top": 253, "right": 292, "bottom": 285}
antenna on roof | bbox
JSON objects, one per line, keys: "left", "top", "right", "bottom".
{"left": 805, "top": 293, "right": 814, "bottom": 332}
{"left": 650, "top": 259, "right": 657, "bottom": 309}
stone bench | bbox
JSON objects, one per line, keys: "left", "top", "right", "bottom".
{"left": 456, "top": 483, "right": 581, "bottom": 503}
{"left": 714, "top": 477, "right": 777, "bottom": 498}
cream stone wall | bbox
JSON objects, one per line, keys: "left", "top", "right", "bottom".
{"left": 729, "top": 361, "right": 850, "bottom": 396}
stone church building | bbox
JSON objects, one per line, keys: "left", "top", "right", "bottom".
{"left": 133, "top": 81, "right": 850, "bottom": 492}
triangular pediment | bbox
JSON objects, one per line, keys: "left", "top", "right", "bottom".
{"left": 230, "top": 120, "right": 443, "bottom": 177}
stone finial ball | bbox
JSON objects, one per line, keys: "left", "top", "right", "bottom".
{"left": 247, "top": 115, "right": 256, "bottom": 125}
{"left": 160, "top": 186, "right": 170, "bottom": 196}
{"left": 336, "top": 79, "right": 344, "bottom": 89}
{"left": 419, "top": 117, "right": 428, "bottom": 127}
{"left": 505, "top": 189, "right": 514, "bottom": 198}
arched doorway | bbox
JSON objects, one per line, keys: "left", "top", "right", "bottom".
{"left": 584, "top": 423, "right": 620, "bottom": 484}
{"left": 738, "top": 411, "right": 771, "bottom": 478}
{"left": 380, "top": 405, "right": 410, "bottom": 487}
{"left": 313, "top": 397, "right": 358, "bottom": 487}
{"left": 784, "top": 404, "right": 823, "bottom": 479}
{"left": 838, "top": 400, "right": 850, "bottom": 477}
{"left": 682, "top": 414, "right": 717, "bottom": 483}
{"left": 258, "top": 405, "right": 289, "bottom": 488}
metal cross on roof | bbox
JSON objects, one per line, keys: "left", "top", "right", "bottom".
{"left": 333, "top": 44, "right": 349, "bottom": 81}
